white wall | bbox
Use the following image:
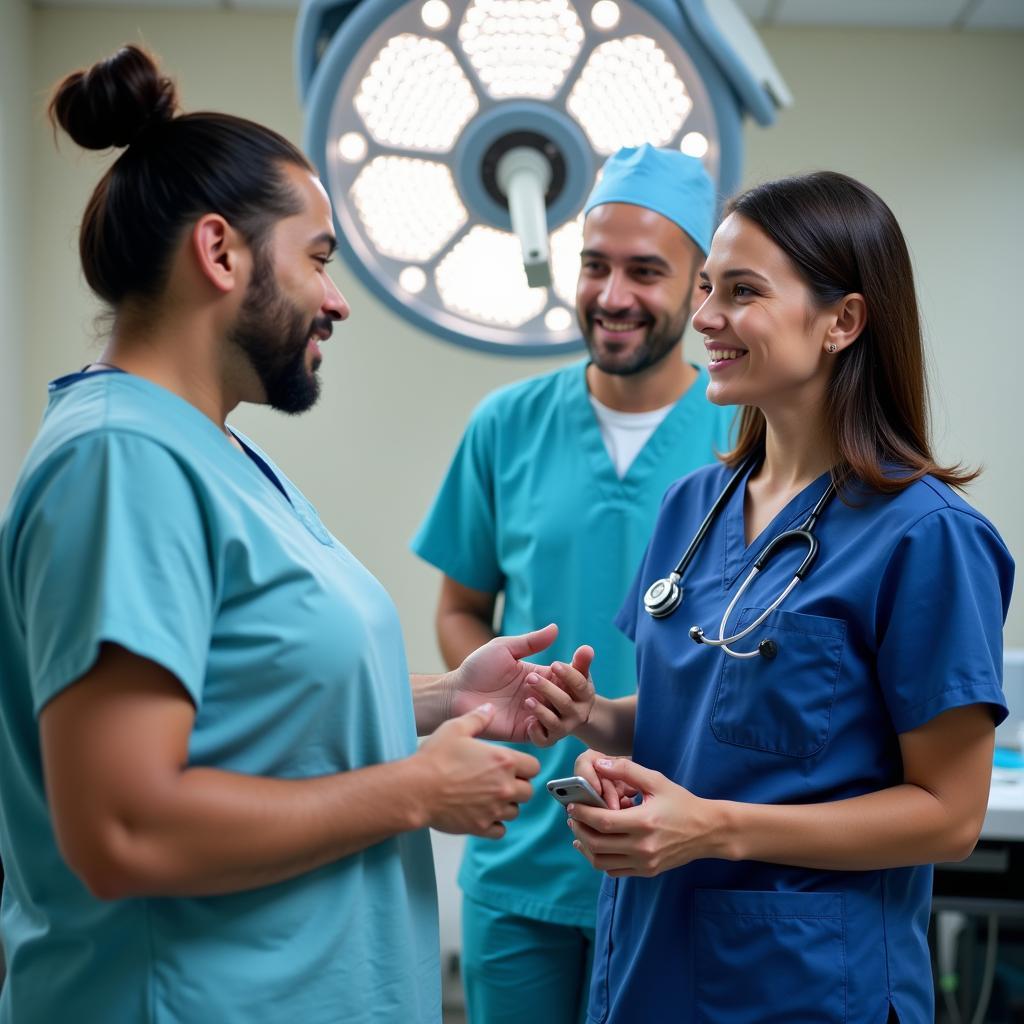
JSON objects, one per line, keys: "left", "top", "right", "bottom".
{"left": 750, "top": 28, "right": 1024, "bottom": 645}
{"left": 14, "top": 5, "right": 1024, "bottom": 965}
{"left": 23, "top": 12, "right": 1024, "bottom": 656}
{"left": 0, "top": 0, "right": 31, "bottom": 504}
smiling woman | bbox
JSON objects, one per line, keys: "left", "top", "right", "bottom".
{"left": 520, "top": 171, "right": 1014, "bottom": 1024}
{"left": 705, "top": 171, "right": 973, "bottom": 497}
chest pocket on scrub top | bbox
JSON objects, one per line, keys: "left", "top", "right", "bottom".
{"left": 710, "top": 608, "right": 846, "bottom": 758}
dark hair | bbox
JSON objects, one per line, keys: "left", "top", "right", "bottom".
{"left": 721, "top": 171, "right": 976, "bottom": 495}
{"left": 48, "top": 45, "right": 314, "bottom": 308}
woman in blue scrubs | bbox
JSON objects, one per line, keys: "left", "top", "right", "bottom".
{"left": 527, "top": 171, "right": 1014, "bottom": 1023}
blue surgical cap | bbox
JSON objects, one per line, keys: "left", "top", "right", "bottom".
{"left": 583, "top": 144, "right": 715, "bottom": 255}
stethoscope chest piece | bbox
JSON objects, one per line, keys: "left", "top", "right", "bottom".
{"left": 643, "top": 456, "right": 838, "bottom": 661}
{"left": 643, "top": 573, "right": 683, "bottom": 618}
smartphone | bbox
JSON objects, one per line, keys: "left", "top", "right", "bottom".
{"left": 546, "top": 775, "right": 607, "bottom": 809}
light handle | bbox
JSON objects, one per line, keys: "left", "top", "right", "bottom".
{"left": 496, "top": 146, "right": 553, "bottom": 288}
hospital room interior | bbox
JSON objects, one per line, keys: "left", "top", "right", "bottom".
{"left": 0, "top": 0, "right": 1022, "bottom": 1020}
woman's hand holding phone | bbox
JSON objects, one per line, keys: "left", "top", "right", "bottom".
{"left": 573, "top": 748, "right": 638, "bottom": 811}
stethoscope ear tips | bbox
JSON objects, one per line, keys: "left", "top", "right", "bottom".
{"left": 688, "top": 625, "right": 705, "bottom": 645}
{"left": 757, "top": 639, "right": 778, "bottom": 660}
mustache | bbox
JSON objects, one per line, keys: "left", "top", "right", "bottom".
{"left": 308, "top": 315, "right": 335, "bottom": 341}
{"left": 587, "top": 308, "right": 652, "bottom": 323}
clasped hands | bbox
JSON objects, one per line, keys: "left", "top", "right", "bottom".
{"left": 448, "top": 625, "right": 718, "bottom": 873}
{"left": 449, "top": 622, "right": 596, "bottom": 745}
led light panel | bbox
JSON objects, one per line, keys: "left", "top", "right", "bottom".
{"left": 436, "top": 226, "right": 549, "bottom": 325}
{"left": 351, "top": 156, "right": 469, "bottom": 260}
{"left": 458, "top": 0, "right": 586, "bottom": 99}
{"left": 567, "top": 36, "right": 693, "bottom": 153}
{"left": 354, "top": 34, "right": 478, "bottom": 150}
{"left": 549, "top": 216, "right": 584, "bottom": 306}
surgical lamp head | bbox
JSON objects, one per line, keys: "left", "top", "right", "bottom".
{"left": 296, "top": 0, "right": 791, "bottom": 355}
{"left": 583, "top": 143, "right": 714, "bottom": 256}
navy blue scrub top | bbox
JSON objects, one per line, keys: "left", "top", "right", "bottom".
{"left": 589, "top": 461, "right": 1014, "bottom": 1024}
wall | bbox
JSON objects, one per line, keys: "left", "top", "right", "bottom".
{"left": 0, "top": 0, "right": 31, "bottom": 504}
{"left": 751, "top": 27, "right": 1024, "bottom": 639}
{"left": 24, "top": 12, "right": 1024, "bottom": 654}
{"left": 18, "top": 8, "right": 1024, "bottom": 957}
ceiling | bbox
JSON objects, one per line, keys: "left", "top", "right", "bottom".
{"left": 28, "top": 0, "right": 1024, "bottom": 30}
{"left": 737, "top": 0, "right": 1024, "bottom": 30}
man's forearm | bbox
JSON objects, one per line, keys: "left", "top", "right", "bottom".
{"left": 66, "top": 755, "right": 433, "bottom": 901}
{"left": 410, "top": 607, "right": 497, "bottom": 735}
{"left": 411, "top": 671, "right": 454, "bottom": 735}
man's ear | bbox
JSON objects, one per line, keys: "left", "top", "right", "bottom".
{"left": 190, "top": 214, "right": 248, "bottom": 294}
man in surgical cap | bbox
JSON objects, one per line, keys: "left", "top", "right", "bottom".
{"left": 412, "top": 144, "right": 735, "bottom": 1024}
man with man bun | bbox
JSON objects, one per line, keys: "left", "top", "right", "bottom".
{"left": 0, "top": 45, "right": 572, "bottom": 1024}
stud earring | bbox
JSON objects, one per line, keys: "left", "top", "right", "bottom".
{"left": 826, "top": 343, "right": 837, "bottom": 353}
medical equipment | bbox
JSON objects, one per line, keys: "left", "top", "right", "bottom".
{"left": 642, "top": 455, "right": 837, "bottom": 659}
{"left": 295, "top": 0, "right": 790, "bottom": 355}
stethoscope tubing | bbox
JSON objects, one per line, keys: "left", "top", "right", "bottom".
{"left": 644, "top": 454, "right": 837, "bottom": 660}
{"left": 693, "top": 568, "right": 800, "bottom": 658}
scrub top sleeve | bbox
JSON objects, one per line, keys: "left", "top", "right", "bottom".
{"left": 411, "top": 403, "right": 504, "bottom": 594}
{"left": 12, "top": 431, "right": 216, "bottom": 716}
{"left": 876, "top": 507, "right": 1014, "bottom": 734}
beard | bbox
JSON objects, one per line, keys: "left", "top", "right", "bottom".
{"left": 580, "top": 302, "right": 690, "bottom": 377}
{"left": 229, "top": 250, "right": 331, "bottom": 414}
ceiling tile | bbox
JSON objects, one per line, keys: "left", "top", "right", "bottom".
{"left": 965, "top": 0, "right": 1024, "bottom": 29}
{"left": 775, "top": 0, "right": 965, "bottom": 28}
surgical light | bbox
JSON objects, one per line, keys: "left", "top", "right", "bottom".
{"left": 590, "top": 1, "right": 620, "bottom": 30}
{"left": 337, "top": 131, "right": 368, "bottom": 162}
{"left": 421, "top": 0, "right": 452, "bottom": 28}
{"left": 297, "top": 0, "right": 791, "bottom": 355}
{"left": 680, "top": 130, "right": 709, "bottom": 158}
{"left": 436, "top": 226, "right": 549, "bottom": 327}
{"left": 399, "top": 266, "right": 429, "bottom": 293}
{"left": 566, "top": 36, "right": 693, "bottom": 153}
{"left": 544, "top": 306, "right": 574, "bottom": 331}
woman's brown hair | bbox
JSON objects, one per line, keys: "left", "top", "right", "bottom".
{"left": 722, "top": 171, "right": 976, "bottom": 495}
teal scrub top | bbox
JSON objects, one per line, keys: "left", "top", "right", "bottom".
{"left": 412, "top": 360, "right": 734, "bottom": 926}
{"left": 0, "top": 371, "right": 440, "bottom": 1024}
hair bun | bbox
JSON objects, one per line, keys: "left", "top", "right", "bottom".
{"left": 49, "top": 45, "right": 177, "bottom": 150}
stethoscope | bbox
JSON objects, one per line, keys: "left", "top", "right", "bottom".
{"left": 643, "top": 455, "right": 837, "bottom": 660}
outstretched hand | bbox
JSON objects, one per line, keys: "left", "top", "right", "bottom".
{"left": 452, "top": 624, "right": 562, "bottom": 742}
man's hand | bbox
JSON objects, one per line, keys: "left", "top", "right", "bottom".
{"left": 417, "top": 704, "right": 540, "bottom": 838}
{"left": 449, "top": 624, "right": 561, "bottom": 742}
